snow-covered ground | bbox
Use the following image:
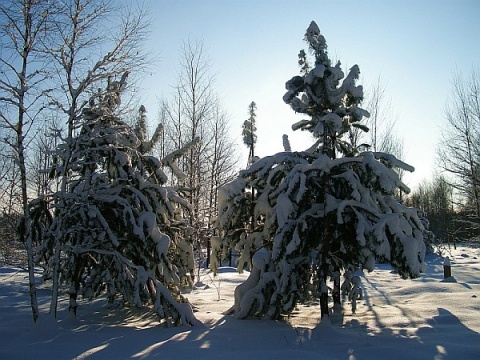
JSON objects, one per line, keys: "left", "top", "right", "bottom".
{"left": 1, "top": 245, "right": 478, "bottom": 359}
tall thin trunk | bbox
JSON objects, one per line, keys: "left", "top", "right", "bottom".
{"left": 332, "top": 266, "right": 341, "bottom": 306}
{"left": 24, "top": 218, "right": 39, "bottom": 323}
{"left": 18, "top": 5, "right": 39, "bottom": 321}
{"left": 20, "top": 114, "right": 39, "bottom": 323}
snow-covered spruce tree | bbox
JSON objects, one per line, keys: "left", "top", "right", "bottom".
{"left": 215, "top": 21, "right": 426, "bottom": 320}
{"left": 34, "top": 74, "right": 201, "bottom": 326}
{"left": 242, "top": 101, "right": 258, "bottom": 164}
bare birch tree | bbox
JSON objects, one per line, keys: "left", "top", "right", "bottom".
{"left": 204, "top": 106, "right": 238, "bottom": 265}
{"left": 28, "top": 114, "right": 62, "bottom": 197}
{"left": 0, "top": 0, "right": 53, "bottom": 323}
{"left": 438, "top": 69, "right": 480, "bottom": 233}
{"left": 353, "top": 78, "right": 406, "bottom": 197}
{"left": 161, "top": 39, "right": 238, "bottom": 267}
{"left": 44, "top": 0, "right": 150, "bottom": 138}
{"left": 364, "top": 78, "right": 404, "bottom": 157}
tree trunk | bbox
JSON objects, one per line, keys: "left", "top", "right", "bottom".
{"left": 24, "top": 218, "right": 39, "bottom": 323}
{"left": 319, "top": 263, "right": 330, "bottom": 318}
{"left": 68, "top": 255, "right": 81, "bottom": 317}
{"left": 18, "top": 69, "right": 39, "bottom": 323}
{"left": 319, "top": 277, "right": 329, "bottom": 318}
{"left": 206, "top": 237, "right": 211, "bottom": 268}
{"left": 49, "top": 233, "right": 61, "bottom": 318}
{"left": 332, "top": 266, "right": 341, "bottom": 306}
{"left": 69, "top": 290, "right": 78, "bottom": 317}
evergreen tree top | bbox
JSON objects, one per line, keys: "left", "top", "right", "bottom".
{"left": 283, "top": 21, "right": 370, "bottom": 158}
{"left": 305, "top": 21, "right": 329, "bottom": 66}
{"left": 242, "top": 101, "right": 258, "bottom": 147}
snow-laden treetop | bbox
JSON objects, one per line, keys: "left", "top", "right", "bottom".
{"left": 283, "top": 21, "right": 370, "bottom": 158}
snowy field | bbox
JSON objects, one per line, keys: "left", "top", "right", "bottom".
{"left": 0, "top": 245, "right": 479, "bottom": 359}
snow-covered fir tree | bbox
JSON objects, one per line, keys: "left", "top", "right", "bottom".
{"left": 33, "top": 74, "right": 201, "bottom": 326}
{"left": 214, "top": 21, "right": 426, "bottom": 320}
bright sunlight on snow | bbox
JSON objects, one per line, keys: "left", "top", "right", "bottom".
{"left": 1, "top": 245, "right": 478, "bottom": 359}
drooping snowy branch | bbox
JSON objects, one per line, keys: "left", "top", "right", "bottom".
{"left": 162, "top": 137, "right": 201, "bottom": 181}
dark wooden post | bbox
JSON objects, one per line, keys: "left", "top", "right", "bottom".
{"left": 443, "top": 256, "right": 451, "bottom": 279}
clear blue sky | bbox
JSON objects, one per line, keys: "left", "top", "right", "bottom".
{"left": 136, "top": 0, "right": 480, "bottom": 190}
